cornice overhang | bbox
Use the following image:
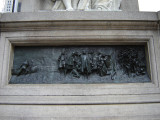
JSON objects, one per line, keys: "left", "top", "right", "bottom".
{"left": 0, "top": 11, "right": 159, "bottom": 32}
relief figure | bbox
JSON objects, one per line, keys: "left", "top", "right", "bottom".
{"left": 58, "top": 50, "right": 115, "bottom": 79}
{"left": 52, "top": 0, "right": 90, "bottom": 11}
{"left": 51, "top": 0, "right": 121, "bottom": 11}
{"left": 12, "top": 60, "right": 38, "bottom": 76}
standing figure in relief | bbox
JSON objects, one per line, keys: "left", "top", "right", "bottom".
{"left": 62, "top": 0, "right": 80, "bottom": 10}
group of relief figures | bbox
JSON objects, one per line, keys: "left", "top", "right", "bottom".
{"left": 58, "top": 50, "right": 116, "bottom": 79}
{"left": 51, "top": 0, "right": 122, "bottom": 11}
{"left": 12, "top": 47, "right": 147, "bottom": 81}
{"left": 58, "top": 47, "right": 147, "bottom": 79}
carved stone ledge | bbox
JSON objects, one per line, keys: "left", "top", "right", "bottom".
{"left": 0, "top": 11, "right": 158, "bottom": 32}
{"left": 0, "top": 21, "right": 158, "bottom": 32}
{"left": 0, "top": 11, "right": 158, "bottom": 22}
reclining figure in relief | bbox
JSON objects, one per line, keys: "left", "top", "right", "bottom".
{"left": 51, "top": 0, "right": 122, "bottom": 11}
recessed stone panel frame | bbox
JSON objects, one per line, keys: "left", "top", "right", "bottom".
{"left": 0, "top": 30, "right": 160, "bottom": 105}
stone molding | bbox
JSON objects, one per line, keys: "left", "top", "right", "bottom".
{"left": 0, "top": 11, "right": 158, "bottom": 22}
{"left": 0, "top": 35, "right": 159, "bottom": 96}
{"left": 0, "top": 21, "right": 158, "bottom": 32}
{"left": 0, "top": 12, "right": 159, "bottom": 32}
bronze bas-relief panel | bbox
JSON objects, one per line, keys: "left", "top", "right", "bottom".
{"left": 10, "top": 46, "right": 151, "bottom": 84}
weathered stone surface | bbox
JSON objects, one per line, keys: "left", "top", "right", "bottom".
{"left": 21, "top": 0, "right": 42, "bottom": 12}
{"left": 0, "top": 12, "right": 158, "bottom": 32}
{"left": 0, "top": 12, "right": 158, "bottom": 22}
{"left": 0, "top": 104, "right": 160, "bottom": 119}
{"left": 0, "top": 94, "right": 160, "bottom": 105}
{"left": 120, "top": 0, "right": 139, "bottom": 11}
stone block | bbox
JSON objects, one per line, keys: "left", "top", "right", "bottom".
{"left": 120, "top": 0, "right": 139, "bottom": 11}
{"left": 21, "top": 0, "right": 42, "bottom": 12}
{"left": 0, "top": 104, "right": 160, "bottom": 118}
{"left": 0, "top": 12, "right": 158, "bottom": 22}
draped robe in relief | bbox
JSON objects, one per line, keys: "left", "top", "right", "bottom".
{"left": 52, "top": 0, "right": 121, "bottom": 11}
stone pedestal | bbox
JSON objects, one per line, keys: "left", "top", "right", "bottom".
{"left": 0, "top": 2, "right": 160, "bottom": 120}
